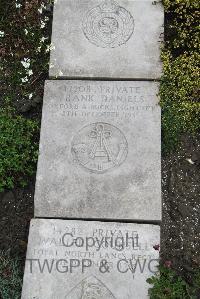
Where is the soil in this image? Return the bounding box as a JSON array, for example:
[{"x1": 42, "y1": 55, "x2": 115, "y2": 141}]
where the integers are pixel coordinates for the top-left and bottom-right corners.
[
  {"x1": 0, "y1": 131, "x2": 199, "y2": 280},
  {"x1": 161, "y1": 133, "x2": 200, "y2": 281},
  {"x1": 0, "y1": 179, "x2": 35, "y2": 259}
]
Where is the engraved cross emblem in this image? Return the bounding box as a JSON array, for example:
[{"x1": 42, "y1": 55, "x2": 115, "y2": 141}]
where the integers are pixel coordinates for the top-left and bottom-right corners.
[
  {"x1": 72, "y1": 122, "x2": 128, "y2": 173},
  {"x1": 89, "y1": 124, "x2": 113, "y2": 162}
]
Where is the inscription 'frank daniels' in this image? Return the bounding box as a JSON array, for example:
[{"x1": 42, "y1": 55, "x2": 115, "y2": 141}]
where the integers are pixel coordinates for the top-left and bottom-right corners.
[
  {"x1": 56, "y1": 84, "x2": 157, "y2": 120},
  {"x1": 72, "y1": 122, "x2": 128, "y2": 173},
  {"x1": 82, "y1": 0, "x2": 134, "y2": 48}
]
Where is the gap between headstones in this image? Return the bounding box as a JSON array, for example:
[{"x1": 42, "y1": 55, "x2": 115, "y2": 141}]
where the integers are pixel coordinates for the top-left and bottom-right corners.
[
  {"x1": 34, "y1": 216, "x2": 161, "y2": 226},
  {"x1": 48, "y1": 77, "x2": 160, "y2": 82}
]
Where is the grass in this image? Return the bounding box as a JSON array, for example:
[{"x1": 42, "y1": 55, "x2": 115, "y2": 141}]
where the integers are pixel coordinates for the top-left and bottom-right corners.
[
  {"x1": 0, "y1": 251, "x2": 23, "y2": 299},
  {"x1": 0, "y1": 106, "x2": 39, "y2": 192}
]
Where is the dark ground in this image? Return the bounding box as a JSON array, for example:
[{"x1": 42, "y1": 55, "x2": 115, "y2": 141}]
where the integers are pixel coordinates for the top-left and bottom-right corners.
[
  {"x1": 0, "y1": 132, "x2": 199, "y2": 280},
  {"x1": 161, "y1": 133, "x2": 200, "y2": 281}
]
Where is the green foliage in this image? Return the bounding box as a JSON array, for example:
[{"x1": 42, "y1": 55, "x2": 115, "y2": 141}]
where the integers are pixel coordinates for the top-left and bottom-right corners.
[
  {"x1": 0, "y1": 251, "x2": 22, "y2": 299},
  {"x1": 147, "y1": 266, "x2": 200, "y2": 299},
  {"x1": 160, "y1": 51, "x2": 200, "y2": 151},
  {"x1": 163, "y1": 0, "x2": 200, "y2": 55},
  {"x1": 161, "y1": 0, "x2": 200, "y2": 151},
  {"x1": 193, "y1": 271, "x2": 200, "y2": 295},
  {"x1": 0, "y1": 0, "x2": 53, "y2": 109},
  {"x1": 0, "y1": 1, "x2": 53, "y2": 190},
  {"x1": 0, "y1": 107, "x2": 39, "y2": 191}
]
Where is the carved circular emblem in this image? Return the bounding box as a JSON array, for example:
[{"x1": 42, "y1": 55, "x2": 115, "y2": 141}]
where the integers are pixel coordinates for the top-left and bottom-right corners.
[
  {"x1": 82, "y1": 0, "x2": 134, "y2": 48},
  {"x1": 72, "y1": 122, "x2": 128, "y2": 173},
  {"x1": 65, "y1": 276, "x2": 117, "y2": 299}
]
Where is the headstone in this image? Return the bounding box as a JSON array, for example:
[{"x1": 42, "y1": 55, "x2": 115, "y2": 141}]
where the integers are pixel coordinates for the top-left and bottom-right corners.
[
  {"x1": 21, "y1": 219, "x2": 160, "y2": 299},
  {"x1": 49, "y1": 0, "x2": 164, "y2": 79},
  {"x1": 34, "y1": 80, "x2": 161, "y2": 221}
]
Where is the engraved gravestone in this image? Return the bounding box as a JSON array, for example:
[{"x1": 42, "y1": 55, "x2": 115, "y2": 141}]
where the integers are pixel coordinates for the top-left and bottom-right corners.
[
  {"x1": 49, "y1": 0, "x2": 164, "y2": 79},
  {"x1": 21, "y1": 219, "x2": 160, "y2": 299},
  {"x1": 34, "y1": 80, "x2": 161, "y2": 221}
]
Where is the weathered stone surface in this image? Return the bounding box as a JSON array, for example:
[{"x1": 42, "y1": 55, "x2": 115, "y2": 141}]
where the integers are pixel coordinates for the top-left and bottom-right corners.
[
  {"x1": 34, "y1": 80, "x2": 161, "y2": 221},
  {"x1": 49, "y1": 0, "x2": 164, "y2": 79},
  {"x1": 21, "y1": 219, "x2": 160, "y2": 299}
]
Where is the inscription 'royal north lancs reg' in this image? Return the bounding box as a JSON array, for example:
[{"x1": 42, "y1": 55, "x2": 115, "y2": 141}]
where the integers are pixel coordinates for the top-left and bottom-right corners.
[
  {"x1": 82, "y1": 0, "x2": 134, "y2": 48},
  {"x1": 72, "y1": 122, "x2": 128, "y2": 173}
]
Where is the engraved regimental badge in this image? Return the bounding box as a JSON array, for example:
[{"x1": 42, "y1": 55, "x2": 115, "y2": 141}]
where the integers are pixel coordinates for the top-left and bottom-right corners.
[
  {"x1": 82, "y1": 0, "x2": 134, "y2": 48},
  {"x1": 72, "y1": 122, "x2": 128, "y2": 173},
  {"x1": 65, "y1": 276, "x2": 117, "y2": 299}
]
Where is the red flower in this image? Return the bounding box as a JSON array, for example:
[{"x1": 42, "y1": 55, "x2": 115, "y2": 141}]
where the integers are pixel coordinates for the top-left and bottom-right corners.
[{"x1": 164, "y1": 260, "x2": 172, "y2": 268}]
